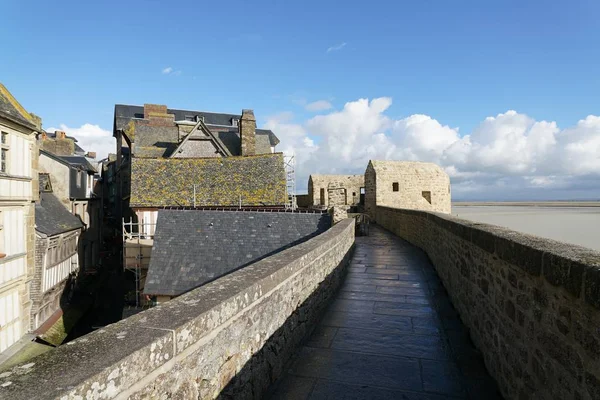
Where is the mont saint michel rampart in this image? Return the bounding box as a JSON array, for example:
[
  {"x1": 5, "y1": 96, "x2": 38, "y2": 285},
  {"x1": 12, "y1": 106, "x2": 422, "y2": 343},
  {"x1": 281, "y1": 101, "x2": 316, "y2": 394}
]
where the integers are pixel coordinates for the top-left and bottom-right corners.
[
  {"x1": 0, "y1": 81, "x2": 599, "y2": 400},
  {"x1": 1, "y1": 4, "x2": 600, "y2": 399}
]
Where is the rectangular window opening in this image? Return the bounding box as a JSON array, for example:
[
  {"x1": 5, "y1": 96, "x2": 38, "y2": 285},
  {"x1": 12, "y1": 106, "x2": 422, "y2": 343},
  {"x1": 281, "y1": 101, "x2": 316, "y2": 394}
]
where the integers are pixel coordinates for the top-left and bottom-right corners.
[
  {"x1": 422, "y1": 191, "x2": 432, "y2": 204},
  {"x1": 392, "y1": 182, "x2": 399, "y2": 192}
]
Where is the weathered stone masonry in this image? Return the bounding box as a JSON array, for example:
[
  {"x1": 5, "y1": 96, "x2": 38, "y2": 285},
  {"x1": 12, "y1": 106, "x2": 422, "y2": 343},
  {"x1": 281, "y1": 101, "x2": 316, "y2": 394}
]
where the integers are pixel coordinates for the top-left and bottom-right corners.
[
  {"x1": 1, "y1": 219, "x2": 355, "y2": 399},
  {"x1": 374, "y1": 206, "x2": 600, "y2": 400}
]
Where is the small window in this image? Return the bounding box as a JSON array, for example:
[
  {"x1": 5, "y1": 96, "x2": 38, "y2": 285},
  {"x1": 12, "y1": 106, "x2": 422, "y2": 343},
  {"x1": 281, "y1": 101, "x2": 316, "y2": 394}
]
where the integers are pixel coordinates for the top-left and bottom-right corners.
[
  {"x1": 422, "y1": 191, "x2": 432, "y2": 204},
  {"x1": 0, "y1": 149, "x2": 7, "y2": 173},
  {"x1": 195, "y1": 115, "x2": 204, "y2": 123},
  {"x1": 360, "y1": 187, "x2": 365, "y2": 195},
  {"x1": 76, "y1": 171, "x2": 81, "y2": 188},
  {"x1": 232, "y1": 119, "x2": 239, "y2": 127},
  {"x1": 352, "y1": 192, "x2": 356, "y2": 197},
  {"x1": 185, "y1": 115, "x2": 195, "y2": 122},
  {"x1": 392, "y1": 182, "x2": 399, "y2": 192},
  {"x1": 320, "y1": 188, "x2": 325, "y2": 205},
  {"x1": 0, "y1": 132, "x2": 8, "y2": 174}
]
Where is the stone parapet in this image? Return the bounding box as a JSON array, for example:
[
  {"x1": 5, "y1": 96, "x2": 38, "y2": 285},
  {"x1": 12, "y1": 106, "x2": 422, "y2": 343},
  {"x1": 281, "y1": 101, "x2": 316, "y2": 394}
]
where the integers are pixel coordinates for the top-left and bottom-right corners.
[
  {"x1": 1, "y1": 219, "x2": 355, "y2": 399},
  {"x1": 374, "y1": 206, "x2": 600, "y2": 400}
]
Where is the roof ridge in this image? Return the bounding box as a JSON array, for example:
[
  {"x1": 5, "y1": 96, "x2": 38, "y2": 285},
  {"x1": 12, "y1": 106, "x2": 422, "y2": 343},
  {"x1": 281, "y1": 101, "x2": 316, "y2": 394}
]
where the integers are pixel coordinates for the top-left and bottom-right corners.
[{"x1": 0, "y1": 83, "x2": 34, "y2": 123}]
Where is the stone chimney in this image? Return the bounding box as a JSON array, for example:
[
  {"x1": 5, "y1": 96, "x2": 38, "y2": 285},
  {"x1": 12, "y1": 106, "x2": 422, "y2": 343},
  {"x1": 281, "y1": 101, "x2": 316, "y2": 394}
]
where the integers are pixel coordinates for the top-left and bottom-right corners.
[
  {"x1": 144, "y1": 104, "x2": 174, "y2": 126},
  {"x1": 86, "y1": 151, "x2": 97, "y2": 159},
  {"x1": 239, "y1": 109, "x2": 256, "y2": 156},
  {"x1": 56, "y1": 130, "x2": 67, "y2": 139}
]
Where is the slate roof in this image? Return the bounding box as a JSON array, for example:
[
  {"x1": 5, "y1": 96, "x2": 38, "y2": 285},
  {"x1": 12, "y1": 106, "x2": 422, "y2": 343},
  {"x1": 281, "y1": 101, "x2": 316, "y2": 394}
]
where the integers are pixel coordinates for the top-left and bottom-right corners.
[
  {"x1": 113, "y1": 104, "x2": 280, "y2": 156},
  {"x1": 35, "y1": 192, "x2": 83, "y2": 236},
  {"x1": 0, "y1": 84, "x2": 37, "y2": 129},
  {"x1": 58, "y1": 155, "x2": 98, "y2": 173},
  {"x1": 129, "y1": 153, "x2": 287, "y2": 207},
  {"x1": 144, "y1": 210, "x2": 331, "y2": 296}
]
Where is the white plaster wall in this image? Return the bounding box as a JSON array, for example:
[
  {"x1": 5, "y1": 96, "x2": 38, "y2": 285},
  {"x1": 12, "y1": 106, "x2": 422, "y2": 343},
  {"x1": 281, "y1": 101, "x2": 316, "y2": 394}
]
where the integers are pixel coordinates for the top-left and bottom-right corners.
[{"x1": 39, "y1": 153, "x2": 70, "y2": 206}]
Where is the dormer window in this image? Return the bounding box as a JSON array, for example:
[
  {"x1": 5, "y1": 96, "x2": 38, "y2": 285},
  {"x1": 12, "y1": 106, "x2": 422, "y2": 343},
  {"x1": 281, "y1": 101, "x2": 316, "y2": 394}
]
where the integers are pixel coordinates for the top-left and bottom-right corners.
[
  {"x1": 195, "y1": 115, "x2": 204, "y2": 123},
  {"x1": 232, "y1": 119, "x2": 239, "y2": 127},
  {"x1": 185, "y1": 115, "x2": 195, "y2": 122}
]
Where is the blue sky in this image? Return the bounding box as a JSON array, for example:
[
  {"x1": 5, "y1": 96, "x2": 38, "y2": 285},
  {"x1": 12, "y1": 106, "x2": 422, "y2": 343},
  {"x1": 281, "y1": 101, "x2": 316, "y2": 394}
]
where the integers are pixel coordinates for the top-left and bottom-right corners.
[{"x1": 2, "y1": 0, "x2": 599, "y2": 199}]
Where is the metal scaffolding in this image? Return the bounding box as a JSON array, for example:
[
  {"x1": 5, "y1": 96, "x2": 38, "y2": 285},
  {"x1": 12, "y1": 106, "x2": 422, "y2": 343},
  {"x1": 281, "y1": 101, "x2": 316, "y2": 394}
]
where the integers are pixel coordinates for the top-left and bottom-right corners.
[
  {"x1": 122, "y1": 217, "x2": 156, "y2": 307},
  {"x1": 284, "y1": 154, "x2": 296, "y2": 210}
]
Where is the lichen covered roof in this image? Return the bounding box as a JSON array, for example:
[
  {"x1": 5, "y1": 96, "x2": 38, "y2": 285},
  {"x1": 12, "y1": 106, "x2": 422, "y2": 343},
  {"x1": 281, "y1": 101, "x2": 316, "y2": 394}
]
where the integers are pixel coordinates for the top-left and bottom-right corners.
[
  {"x1": 0, "y1": 84, "x2": 37, "y2": 129},
  {"x1": 130, "y1": 153, "x2": 287, "y2": 207}
]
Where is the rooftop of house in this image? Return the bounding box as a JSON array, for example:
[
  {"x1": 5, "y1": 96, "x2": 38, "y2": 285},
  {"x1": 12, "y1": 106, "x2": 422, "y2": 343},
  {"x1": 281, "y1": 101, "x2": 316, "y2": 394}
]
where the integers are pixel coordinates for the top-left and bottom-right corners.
[
  {"x1": 40, "y1": 150, "x2": 98, "y2": 173},
  {"x1": 35, "y1": 177, "x2": 83, "y2": 236},
  {"x1": 129, "y1": 153, "x2": 287, "y2": 208},
  {"x1": 0, "y1": 83, "x2": 39, "y2": 130},
  {"x1": 113, "y1": 104, "x2": 279, "y2": 157},
  {"x1": 144, "y1": 210, "x2": 331, "y2": 297}
]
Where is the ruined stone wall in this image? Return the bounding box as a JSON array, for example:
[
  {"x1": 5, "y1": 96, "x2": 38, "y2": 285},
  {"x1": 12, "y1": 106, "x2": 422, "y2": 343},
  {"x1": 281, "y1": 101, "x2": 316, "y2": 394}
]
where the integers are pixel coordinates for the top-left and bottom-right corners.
[
  {"x1": 308, "y1": 174, "x2": 364, "y2": 207},
  {"x1": 2, "y1": 219, "x2": 355, "y2": 400},
  {"x1": 365, "y1": 161, "x2": 451, "y2": 215},
  {"x1": 374, "y1": 206, "x2": 600, "y2": 400}
]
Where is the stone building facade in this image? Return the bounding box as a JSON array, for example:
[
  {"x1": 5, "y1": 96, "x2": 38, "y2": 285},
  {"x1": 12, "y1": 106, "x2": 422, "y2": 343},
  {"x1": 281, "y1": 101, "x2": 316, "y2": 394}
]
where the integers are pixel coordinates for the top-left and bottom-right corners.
[
  {"x1": 0, "y1": 84, "x2": 40, "y2": 354},
  {"x1": 38, "y1": 150, "x2": 101, "y2": 273},
  {"x1": 307, "y1": 174, "x2": 365, "y2": 207},
  {"x1": 365, "y1": 160, "x2": 451, "y2": 215},
  {"x1": 31, "y1": 176, "x2": 83, "y2": 331},
  {"x1": 113, "y1": 104, "x2": 285, "y2": 305}
]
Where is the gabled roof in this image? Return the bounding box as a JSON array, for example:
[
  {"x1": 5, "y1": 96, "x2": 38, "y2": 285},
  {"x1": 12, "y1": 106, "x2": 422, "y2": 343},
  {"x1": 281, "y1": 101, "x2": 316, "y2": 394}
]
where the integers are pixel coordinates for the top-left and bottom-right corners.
[
  {"x1": 144, "y1": 210, "x2": 331, "y2": 296},
  {"x1": 40, "y1": 150, "x2": 98, "y2": 173},
  {"x1": 0, "y1": 84, "x2": 37, "y2": 130},
  {"x1": 59, "y1": 155, "x2": 98, "y2": 173},
  {"x1": 35, "y1": 192, "x2": 83, "y2": 236},
  {"x1": 169, "y1": 118, "x2": 232, "y2": 158},
  {"x1": 113, "y1": 104, "x2": 280, "y2": 156}
]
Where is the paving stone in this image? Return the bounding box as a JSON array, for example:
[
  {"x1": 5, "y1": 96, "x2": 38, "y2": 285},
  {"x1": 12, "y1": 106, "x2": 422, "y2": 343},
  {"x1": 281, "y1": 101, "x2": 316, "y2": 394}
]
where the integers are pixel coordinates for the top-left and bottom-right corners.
[
  {"x1": 340, "y1": 283, "x2": 378, "y2": 293},
  {"x1": 420, "y1": 360, "x2": 465, "y2": 396},
  {"x1": 288, "y1": 347, "x2": 423, "y2": 392},
  {"x1": 331, "y1": 328, "x2": 453, "y2": 360},
  {"x1": 337, "y1": 291, "x2": 406, "y2": 303},
  {"x1": 306, "y1": 326, "x2": 338, "y2": 349},
  {"x1": 310, "y1": 380, "x2": 451, "y2": 400},
  {"x1": 269, "y1": 374, "x2": 316, "y2": 400},
  {"x1": 374, "y1": 302, "x2": 437, "y2": 318},
  {"x1": 376, "y1": 286, "x2": 430, "y2": 296},
  {"x1": 327, "y1": 299, "x2": 375, "y2": 313},
  {"x1": 348, "y1": 278, "x2": 425, "y2": 287},
  {"x1": 319, "y1": 310, "x2": 413, "y2": 332}
]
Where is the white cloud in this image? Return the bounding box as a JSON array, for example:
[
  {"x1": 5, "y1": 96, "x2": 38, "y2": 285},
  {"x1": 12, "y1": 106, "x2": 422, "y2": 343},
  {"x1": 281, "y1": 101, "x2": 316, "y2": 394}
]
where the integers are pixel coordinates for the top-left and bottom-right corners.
[
  {"x1": 47, "y1": 123, "x2": 114, "y2": 161},
  {"x1": 326, "y1": 42, "x2": 346, "y2": 53},
  {"x1": 305, "y1": 100, "x2": 333, "y2": 112},
  {"x1": 266, "y1": 97, "x2": 600, "y2": 200},
  {"x1": 162, "y1": 67, "x2": 181, "y2": 75}
]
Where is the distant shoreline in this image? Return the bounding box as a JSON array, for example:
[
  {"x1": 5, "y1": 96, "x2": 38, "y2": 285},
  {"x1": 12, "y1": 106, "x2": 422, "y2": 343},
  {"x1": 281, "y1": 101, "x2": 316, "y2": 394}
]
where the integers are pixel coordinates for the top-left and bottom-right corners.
[{"x1": 453, "y1": 201, "x2": 600, "y2": 207}]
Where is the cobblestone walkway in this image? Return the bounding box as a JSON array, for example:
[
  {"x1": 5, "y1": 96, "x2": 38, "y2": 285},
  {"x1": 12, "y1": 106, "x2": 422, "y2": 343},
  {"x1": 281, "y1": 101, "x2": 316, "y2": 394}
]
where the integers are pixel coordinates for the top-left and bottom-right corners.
[{"x1": 269, "y1": 225, "x2": 503, "y2": 399}]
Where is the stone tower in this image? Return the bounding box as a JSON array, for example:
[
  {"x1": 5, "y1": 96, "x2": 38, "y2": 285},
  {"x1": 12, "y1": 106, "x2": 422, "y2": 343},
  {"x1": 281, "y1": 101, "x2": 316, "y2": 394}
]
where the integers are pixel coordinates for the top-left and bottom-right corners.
[{"x1": 239, "y1": 109, "x2": 256, "y2": 156}]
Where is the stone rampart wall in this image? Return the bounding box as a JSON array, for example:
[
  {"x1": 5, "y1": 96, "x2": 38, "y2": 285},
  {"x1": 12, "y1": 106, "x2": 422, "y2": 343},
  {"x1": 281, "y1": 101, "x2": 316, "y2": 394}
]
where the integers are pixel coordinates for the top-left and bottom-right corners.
[
  {"x1": 1, "y1": 219, "x2": 355, "y2": 400},
  {"x1": 374, "y1": 206, "x2": 600, "y2": 400}
]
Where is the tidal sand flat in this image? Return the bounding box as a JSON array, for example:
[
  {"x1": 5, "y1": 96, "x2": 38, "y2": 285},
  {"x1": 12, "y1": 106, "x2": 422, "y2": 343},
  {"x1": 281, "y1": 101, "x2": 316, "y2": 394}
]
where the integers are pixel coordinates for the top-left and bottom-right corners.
[{"x1": 452, "y1": 205, "x2": 600, "y2": 252}]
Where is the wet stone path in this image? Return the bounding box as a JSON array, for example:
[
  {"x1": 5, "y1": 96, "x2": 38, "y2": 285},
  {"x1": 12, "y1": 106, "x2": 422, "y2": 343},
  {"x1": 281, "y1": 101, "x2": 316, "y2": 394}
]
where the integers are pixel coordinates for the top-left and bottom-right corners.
[{"x1": 269, "y1": 225, "x2": 503, "y2": 400}]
